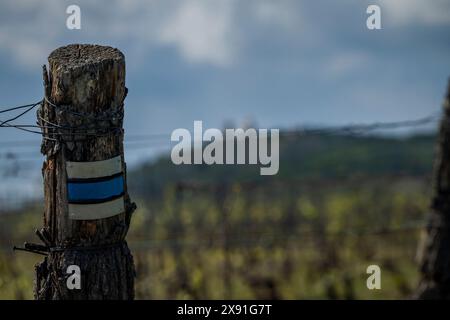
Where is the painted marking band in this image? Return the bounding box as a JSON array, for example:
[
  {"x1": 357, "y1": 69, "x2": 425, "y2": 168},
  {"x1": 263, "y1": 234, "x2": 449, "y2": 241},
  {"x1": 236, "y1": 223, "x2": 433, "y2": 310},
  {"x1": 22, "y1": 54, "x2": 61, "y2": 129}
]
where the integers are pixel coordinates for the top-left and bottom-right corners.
[
  {"x1": 66, "y1": 156, "x2": 122, "y2": 179},
  {"x1": 66, "y1": 155, "x2": 125, "y2": 220},
  {"x1": 67, "y1": 174, "x2": 124, "y2": 204},
  {"x1": 68, "y1": 196, "x2": 125, "y2": 220}
]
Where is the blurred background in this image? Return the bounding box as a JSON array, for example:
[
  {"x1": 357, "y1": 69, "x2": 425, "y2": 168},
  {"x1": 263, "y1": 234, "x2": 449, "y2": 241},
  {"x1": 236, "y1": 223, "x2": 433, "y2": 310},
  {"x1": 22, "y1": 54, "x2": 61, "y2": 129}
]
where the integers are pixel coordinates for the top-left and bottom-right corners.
[{"x1": 1, "y1": 0, "x2": 450, "y2": 299}]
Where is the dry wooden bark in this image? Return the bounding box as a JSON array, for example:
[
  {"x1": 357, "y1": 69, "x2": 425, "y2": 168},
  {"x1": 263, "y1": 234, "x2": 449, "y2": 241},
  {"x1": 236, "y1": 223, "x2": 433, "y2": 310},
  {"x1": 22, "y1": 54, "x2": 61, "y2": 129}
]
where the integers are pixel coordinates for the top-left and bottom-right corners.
[
  {"x1": 34, "y1": 44, "x2": 135, "y2": 300},
  {"x1": 415, "y1": 81, "x2": 450, "y2": 299}
]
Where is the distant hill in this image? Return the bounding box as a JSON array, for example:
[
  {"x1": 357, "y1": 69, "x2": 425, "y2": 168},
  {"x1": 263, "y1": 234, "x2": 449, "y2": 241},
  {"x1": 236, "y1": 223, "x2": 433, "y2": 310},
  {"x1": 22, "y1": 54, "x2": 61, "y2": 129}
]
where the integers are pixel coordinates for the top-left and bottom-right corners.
[{"x1": 128, "y1": 133, "x2": 436, "y2": 199}]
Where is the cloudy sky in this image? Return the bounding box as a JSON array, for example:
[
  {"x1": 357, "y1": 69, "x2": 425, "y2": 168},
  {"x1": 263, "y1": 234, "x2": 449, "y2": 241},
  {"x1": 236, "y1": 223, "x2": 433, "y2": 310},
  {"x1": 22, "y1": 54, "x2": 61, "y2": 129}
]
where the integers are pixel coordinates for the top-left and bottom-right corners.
[{"x1": 0, "y1": 0, "x2": 449, "y2": 172}]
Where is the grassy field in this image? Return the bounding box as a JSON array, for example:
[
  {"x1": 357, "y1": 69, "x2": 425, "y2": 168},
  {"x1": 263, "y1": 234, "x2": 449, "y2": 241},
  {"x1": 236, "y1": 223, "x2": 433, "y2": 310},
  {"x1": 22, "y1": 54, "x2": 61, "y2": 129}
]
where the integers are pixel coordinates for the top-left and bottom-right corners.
[
  {"x1": 0, "y1": 134, "x2": 435, "y2": 299},
  {"x1": 0, "y1": 175, "x2": 430, "y2": 299}
]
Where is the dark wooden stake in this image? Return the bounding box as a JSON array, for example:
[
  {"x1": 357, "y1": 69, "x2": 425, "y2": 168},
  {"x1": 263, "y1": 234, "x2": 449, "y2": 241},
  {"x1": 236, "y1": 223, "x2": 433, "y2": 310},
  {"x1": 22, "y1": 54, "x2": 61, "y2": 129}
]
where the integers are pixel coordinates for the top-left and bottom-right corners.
[
  {"x1": 34, "y1": 44, "x2": 136, "y2": 300},
  {"x1": 416, "y1": 80, "x2": 450, "y2": 299}
]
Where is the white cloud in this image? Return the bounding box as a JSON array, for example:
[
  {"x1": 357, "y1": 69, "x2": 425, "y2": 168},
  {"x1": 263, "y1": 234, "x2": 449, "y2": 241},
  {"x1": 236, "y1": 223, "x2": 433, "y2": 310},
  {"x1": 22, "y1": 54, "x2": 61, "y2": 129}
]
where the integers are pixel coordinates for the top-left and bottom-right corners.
[
  {"x1": 0, "y1": 0, "x2": 239, "y2": 69},
  {"x1": 380, "y1": 0, "x2": 450, "y2": 26},
  {"x1": 159, "y1": 0, "x2": 236, "y2": 66},
  {"x1": 1, "y1": 0, "x2": 449, "y2": 71},
  {"x1": 253, "y1": 0, "x2": 302, "y2": 31},
  {"x1": 0, "y1": 0, "x2": 66, "y2": 68}
]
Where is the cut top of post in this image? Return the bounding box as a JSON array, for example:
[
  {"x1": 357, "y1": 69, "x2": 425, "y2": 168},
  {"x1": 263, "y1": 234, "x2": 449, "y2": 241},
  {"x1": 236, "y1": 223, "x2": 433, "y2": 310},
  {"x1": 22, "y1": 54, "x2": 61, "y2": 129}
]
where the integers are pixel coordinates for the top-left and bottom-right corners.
[
  {"x1": 48, "y1": 44, "x2": 125, "y2": 71},
  {"x1": 46, "y1": 44, "x2": 126, "y2": 116}
]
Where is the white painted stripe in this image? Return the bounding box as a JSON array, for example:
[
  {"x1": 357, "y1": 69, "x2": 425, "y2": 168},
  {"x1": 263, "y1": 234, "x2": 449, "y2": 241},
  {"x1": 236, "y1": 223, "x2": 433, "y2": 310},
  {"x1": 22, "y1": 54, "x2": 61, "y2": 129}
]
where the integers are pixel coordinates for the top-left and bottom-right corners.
[
  {"x1": 68, "y1": 196, "x2": 125, "y2": 220},
  {"x1": 66, "y1": 156, "x2": 122, "y2": 179}
]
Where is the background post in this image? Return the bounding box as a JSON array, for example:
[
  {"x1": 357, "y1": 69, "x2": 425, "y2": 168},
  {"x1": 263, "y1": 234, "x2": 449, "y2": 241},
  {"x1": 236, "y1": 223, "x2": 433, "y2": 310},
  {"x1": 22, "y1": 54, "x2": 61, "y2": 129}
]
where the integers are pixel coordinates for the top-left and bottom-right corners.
[
  {"x1": 416, "y1": 81, "x2": 450, "y2": 299},
  {"x1": 34, "y1": 44, "x2": 136, "y2": 300}
]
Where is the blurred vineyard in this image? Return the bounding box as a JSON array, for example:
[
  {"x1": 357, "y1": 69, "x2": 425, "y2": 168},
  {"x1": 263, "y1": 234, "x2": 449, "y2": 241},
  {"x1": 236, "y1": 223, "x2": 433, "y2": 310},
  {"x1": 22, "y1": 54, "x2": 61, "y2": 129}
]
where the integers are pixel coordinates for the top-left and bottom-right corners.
[{"x1": 0, "y1": 133, "x2": 436, "y2": 299}]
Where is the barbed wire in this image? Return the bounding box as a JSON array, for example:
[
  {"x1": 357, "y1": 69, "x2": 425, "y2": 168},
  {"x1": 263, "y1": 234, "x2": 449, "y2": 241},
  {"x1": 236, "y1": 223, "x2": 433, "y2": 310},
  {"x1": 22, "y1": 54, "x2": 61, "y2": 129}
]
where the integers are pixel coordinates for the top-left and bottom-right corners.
[
  {"x1": 0, "y1": 97, "x2": 432, "y2": 249},
  {"x1": 0, "y1": 101, "x2": 437, "y2": 258},
  {"x1": 0, "y1": 98, "x2": 441, "y2": 146},
  {"x1": 0, "y1": 98, "x2": 125, "y2": 143},
  {"x1": 0, "y1": 219, "x2": 426, "y2": 253},
  {"x1": 281, "y1": 113, "x2": 440, "y2": 137},
  {"x1": 43, "y1": 96, "x2": 125, "y2": 121},
  {"x1": 0, "y1": 98, "x2": 441, "y2": 181},
  {"x1": 0, "y1": 101, "x2": 42, "y2": 115}
]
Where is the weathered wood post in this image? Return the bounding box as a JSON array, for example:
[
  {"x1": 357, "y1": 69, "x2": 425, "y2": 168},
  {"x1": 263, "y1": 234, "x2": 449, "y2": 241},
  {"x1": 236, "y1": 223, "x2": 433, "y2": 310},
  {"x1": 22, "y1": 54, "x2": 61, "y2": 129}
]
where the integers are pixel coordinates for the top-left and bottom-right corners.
[
  {"x1": 416, "y1": 80, "x2": 450, "y2": 299},
  {"x1": 34, "y1": 44, "x2": 136, "y2": 299}
]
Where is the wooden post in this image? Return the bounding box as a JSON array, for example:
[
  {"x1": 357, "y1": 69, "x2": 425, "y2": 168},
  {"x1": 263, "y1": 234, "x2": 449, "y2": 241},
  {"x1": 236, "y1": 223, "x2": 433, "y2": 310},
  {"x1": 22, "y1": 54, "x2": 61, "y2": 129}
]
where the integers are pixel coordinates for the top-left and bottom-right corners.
[
  {"x1": 34, "y1": 44, "x2": 136, "y2": 299},
  {"x1": 416, "y1": 80, "x2": 450, "y2": 299}
]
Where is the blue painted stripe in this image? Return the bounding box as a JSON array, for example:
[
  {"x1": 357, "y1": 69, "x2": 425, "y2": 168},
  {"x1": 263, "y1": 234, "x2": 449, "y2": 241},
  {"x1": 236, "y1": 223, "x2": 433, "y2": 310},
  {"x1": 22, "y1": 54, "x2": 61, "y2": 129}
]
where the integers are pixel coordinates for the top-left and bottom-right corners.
[{"x1": 67, "y1": 175, "x2": 124, "y2": 203}]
